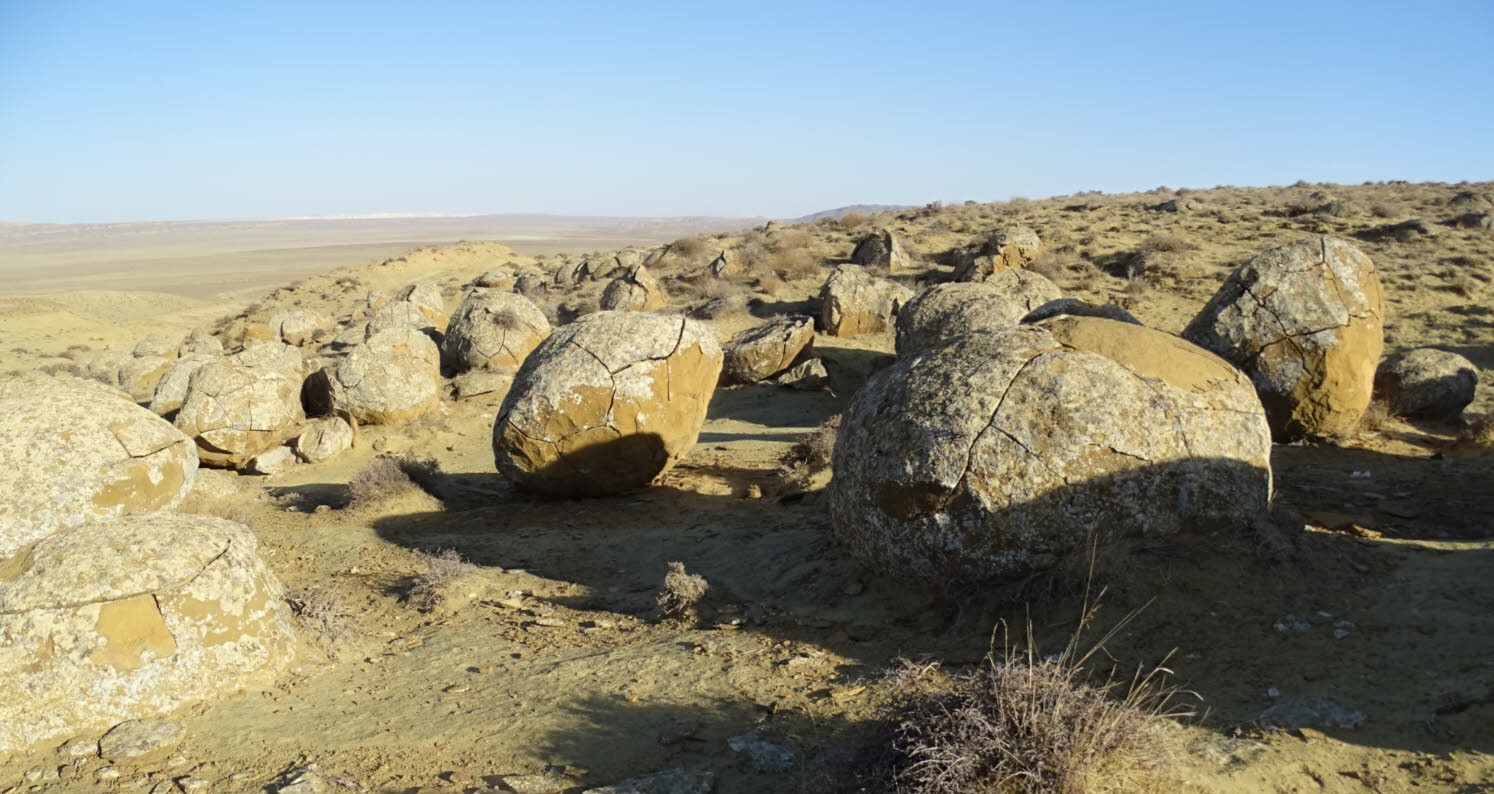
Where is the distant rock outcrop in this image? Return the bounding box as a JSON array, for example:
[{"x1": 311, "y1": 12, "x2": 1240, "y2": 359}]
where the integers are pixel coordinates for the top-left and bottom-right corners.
[
  {"x1": 850, "y1": 229, "x2": 911, "y2": 272},
  {"x1": 818, "y1": 266, "x2": 913, "y2": 337},
  {"x1": 953, "y1": 226, "x2": 1043, "y2": 281}
]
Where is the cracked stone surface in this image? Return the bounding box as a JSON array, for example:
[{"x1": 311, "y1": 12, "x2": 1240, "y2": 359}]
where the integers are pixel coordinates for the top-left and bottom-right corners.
[
  {"x1": 953, "y1": 225, "x2": 1043, "y2": 282},
  {"x1": 268, "y1": 309, "x2": 329, "y2": 347},
  {"x1": 148, "y1": 354, "x2": 220, "y2": 417},
  {"x1": 0, "y1": 514, "x2": 295, "y2": 754},
  {"x1": 896, "y1": 271, "x2": 1061, "y2": 357},
  {"x1": 850, "y1": 229, "x2": 911, "y2": 272},
  {"x1": 0, "y1": 374, "x2": 199, "y2": 558},
  {"x1": 174, "y1": 360, "x2": 305, "y2": 469},
  {"x1": 293, "y1": 416, "x2": 355, "y2": 463},
  {"x1": 600, "y1": 265, "x2": 668, "y2": 312},
  {"x1": 818, "y1": 265, "x2": 913, "y2": 338},
  {"x1": 332, "y1": 327, "x2": 441, "y2": 425},
  {"x1": 829, "y1": 317, "x2": 1272, "y2": 584},
  {"x1": 1021, "y1": 297, "x2": 1142, "y2": 326},
  {"x1": 119, "y1": 355, "x2": 173, "y2": 403},
  {"x1": 494, "y1": 311, "x2": 723, "y2": 497},
  {"x1": 1374, "y1": 347, "x2": 1478, "y2": 420},
  {"x1": 1183, "y1": 236, "x2": 1384, "y2": 439},
  {"x1": 441, "y1": 289, "x2": 551, "y2": 374},
  {"x1": 722, "y1": 315, "x2": 815, "y2": 383}
]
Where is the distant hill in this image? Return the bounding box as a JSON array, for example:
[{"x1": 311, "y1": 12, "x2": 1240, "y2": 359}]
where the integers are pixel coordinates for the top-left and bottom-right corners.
[{"x1": 791, "y1": 204, "x2": 914, "y2": 223}]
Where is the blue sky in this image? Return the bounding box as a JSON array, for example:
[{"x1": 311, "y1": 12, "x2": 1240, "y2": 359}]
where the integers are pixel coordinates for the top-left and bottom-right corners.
[{"x1": 1, "y1": 1, "x2": 1491, "y2": 222}]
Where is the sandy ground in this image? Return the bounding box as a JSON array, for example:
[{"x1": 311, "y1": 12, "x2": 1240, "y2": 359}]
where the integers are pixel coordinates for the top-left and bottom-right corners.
[{"x1": 1, "y1": 182, "x2": 1492, "y2": 793}]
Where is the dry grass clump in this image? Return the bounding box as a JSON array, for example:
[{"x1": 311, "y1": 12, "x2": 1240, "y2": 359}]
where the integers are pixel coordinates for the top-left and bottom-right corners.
[
  {"x1": 286, "y1": 588, "x2": 353, "y2": 656},
  {"x1": 669, "y1": 235, "x2": 710, "y2": 262},
  {"x1": 657, "y1": 561, "x2": 709, "y2": 623},
  {"x1": 346, "y1": 454, "x2": 442, "y2": 508},
  {"x1": 409, "y1": 548, "x2": 479, "y2": 611},
  {"x1": 838, "y1": 210, "x2": 871, "y2": 231},
  {"x1": 775, "y1": 414, "x2": 842, "y2": 498}
]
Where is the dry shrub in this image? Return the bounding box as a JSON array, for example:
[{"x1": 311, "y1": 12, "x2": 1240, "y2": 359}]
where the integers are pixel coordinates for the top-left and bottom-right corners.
[
  {"x1": 770, "y1": 247, "x2": 822, "y2": 281},
  {"x1": 670, "y1": 236, "x2": 710, "y2": 262},
  {"x1": 409, "y1": 548, "x2": 478, "y2": 611},
  {"x1": 1136, "y1": 234, "x2": 1195, "y2": 256},
  {"x1": 838, "y1": 210, "x2": 870, "y2": 231},
  {"x1": 1028, "y1": 252, "x2": 1070, "y2": 282},
  {"x1": 346, "y1": 454, "x2": 442, "y2": 508},
  {"x1": 657, "y1": 561, "x2": 709, "y2": 622},
  {"x1": 776, "y1": 415, "x2": 842, "y2": 497},
  {"x1": 286, "y1": 588, "x2": 353, "y2": 655},
  {"x1": 1456, "y1": 413, "x2": 1494, "y2": 448}
]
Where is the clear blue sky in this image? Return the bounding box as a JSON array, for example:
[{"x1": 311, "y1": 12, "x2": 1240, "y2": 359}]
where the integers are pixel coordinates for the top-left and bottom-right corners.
[{"x1": 2, "y1": 1, "x2": 1491, "y2": 222}]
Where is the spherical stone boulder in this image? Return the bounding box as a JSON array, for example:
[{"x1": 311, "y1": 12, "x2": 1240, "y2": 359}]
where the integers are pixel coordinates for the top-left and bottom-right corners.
[
  {"x1": 173, "y1": 362, "x2": 305, "y2": 469},
  {"x1": 1183, "y1": 236, "x2": 1385, "y2": 440},
  {"x1": 0, "y1": 375, "x2": 200, "y2": 558},
  {"x1": 268, "y1": 309, "x2": 329, "y2": 347},
  {"x1": 119, "y1": 355, "x2": 173, "y2": 403},
  {"x1": 473, "y1": 270, "x2": 516, "y2": 289},
  {"x1": 895, "y1": 271, "x2": 1061, "y2": 357},
  {"x1": 954, "y1": 226, "x2": 1043, "y2": 282},
  {"x1": 0, "y1": 514, "x2": 296, "y2": 754},
  {"x1": 829, "y1": 317, "x2": 1272, "y2": 584},
  {"x1": 366, "y1": 299, "x2": 441, "y2": 338},
  {"x1": 851, "y1": 229, "x2": 911, "y2": 272},
  {"x1": 1374, "y1": 348, "x2": 1478, "y2": 420},
  {"x1": 229, "y1": 342, "x2": 305, "y2": 382},
  {"x1": 494, "y1": 311, "x2": 723, "y2": 497},
  {"x1": 441, "y1": 291, "x2": 552, "y2": 374},
  {"x1": 148, "y1": 354, "x2": 219, "y2": 417},
  {"x1": 178, "y1": 331, "x2": 224, "y2": 358},
  {"x1": 293, "y1": 416, "x2": 356, "y2": 463},
  {"x1": 1021, "y1": 297, "x2": 1142, "y2": 327},
  {"x1": 819, "y1": 265, "x2": 914, "y2": 337},
  {"x1": 600, "y1": 265, "x2": 668, "y2": 312},
  {"x1": 393, "y1": 282, "x2": 449, "y2": 331},
  {"x1": 331, "y1": 327, "x2": 441, "y2": 425},
  {"x1": 723, "y1": 316, "x2": 815, "y2": 383},
  {"x1": 552, "y1": 259, "x2": 584, "y2": 287},
  {"x1": 133, "y1": 334, "x2": 182, "y2": 360}
]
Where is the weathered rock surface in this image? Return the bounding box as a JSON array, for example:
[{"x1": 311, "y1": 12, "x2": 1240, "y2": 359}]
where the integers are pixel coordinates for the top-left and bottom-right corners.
[
  {"x1": 451, "y1": 368, "x2": 517, "y2": 401},
  {"x1": 723, "y1": 316, "x2": 815, "y2": 383},
  {"x1": 178, "y1": 332, "x2": 224, "y2": 358},
  {"x1": 269, "y1": 309, "x2": 330, "y2": 347},
  {"x1": 1021, "y1": 297, "x2": 1143, "y2": 326},
  {"x1": 0, "y1": 514, "x2": 295, "y2": 754},
  {"x1": 953, "y1": 226, "x2": 1043, "y2": 281},
  {"x1": 149, "y1": 354, "x2": 220, "y2": 417},
  {"x1": 473, "y1": 269, "x2": 515, "y2": 289},
  {"x1": 174, "y1": 361, "x2": 305, "y2": 469},
  {"x1": 1183, "y1": 236, "x2": 1385, "y2": 439},
  {"x1": 553, "y1": 259, "x2": 584, "y2": 287},
  {"x1": 495, "y1": 312, "x2": 722, "y2": 497},
  {"x1": 895, "y1": 271, "x2": 1061, "y2": 356},
  {"x1": 850, "y1": 229, "x2": 911, "y2": 271},
  {"x1": 818, "y1": 266, "x2": 913, "y2": 337},
  {"x1": 0, "y1": 375, "x2": 199, "y2": 557},
  {"x1": 247, "y1": 445, "x2": 297, "y2": 475},
  {"x1": 332, "y1": 327, "x2": 441, "y2": 425},
  {"x1": 1374, "y1": 348, "x2": 1478, "y2": 420},
  {"x1": 394, "y1": 282, "x2": 448, "y2": 330},
  {"x1": 600, "y1": 265, "x2": 668, "y2": 312},
  {"x1": 119, "y1": 355, "x2": 173, "y2": 403},
  {"x1": 133, "y1": 334, "x2": 182, "y2": 360},
  {"x1": 293, "y1": 417, "x2": 356, "y2": 463},
  {"x1": 772, "y1": 357, "x2": 829, "y2": 391},
  {"x1": 829, "y1": 317, "x2": 1272, "y2": 583},
  {"x1": 441, "y1": 291, "x2": 552, "y2": 374},
  {"x1": 228, "y1": 342, "x2": 305, "y2": 381}
]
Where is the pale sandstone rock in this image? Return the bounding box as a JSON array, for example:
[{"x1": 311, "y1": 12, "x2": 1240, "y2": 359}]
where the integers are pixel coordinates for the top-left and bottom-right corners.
[
  {"x1": 1374, "y1": 348, "x2": 1477, "y2": 420},
  {"x1": 174, "y1": 362, "x2": 305, "y2": 469},
  {"x1": 177, "y1": 332, "x2": 224, "y2": 358},
  {"x1": 119, "y1": 355, "x2": 173, "y2": 403},
  {"x1": 494, "y1": 311, "x2": 722, "y2": 496},
  {"x1": 268, "y1": 309, "x2": 329, "y2": 347},
  {"x1": 332, "y1": 327, "x2": 441, "y2": 425},
  {"x1": 600, "y1": 265, "x2": 668, "y2": 312},
  {"x1": 293, "y1": 417, "x2": 356, "y2": 463},
  {"x1": 1021, "y1": 297, "x2": 1142, "y2": 326},
  {"x1": 953, "y1": 226, "x2": 1043, "y2": 281},
  {"x1": 149, "y1": 354, "x2": 220, "y2": 417},
  {"x1": 132, "y1": 334, "x2": 182, "y2": 361},
  {"x1": 441, "y1": 290, "x2": 551, "y2": 374},
  {"x1": 723, "y1": 316, "x2": 815, "y2": 383},
  {"x1": 895, "y1": 271, "x2": 1061, "y2": 356},
  {"x1": 818, "y1": 266, "x2": 913, "y2": 337}
]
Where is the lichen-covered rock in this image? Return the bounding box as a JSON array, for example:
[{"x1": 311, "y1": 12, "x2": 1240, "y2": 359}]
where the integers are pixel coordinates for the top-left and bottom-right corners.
[
  {"x1": 441, "y1": 291, "x2": 552, "y2": 374},
  {"x1": 515, "y1": 272, "x2": 547, "y2": 296},
  {"x1": 451, "y1": 368, "x2": 517, "y2": 401},
  {"x1": 494, "y1": 312, "x2": 723, "y2": 497},
  {"x1": 829, "y1": 317, "x2": 1271, "y2": 584},
  {"x1": 0, "y1": 514, "x2": 295, "y2": 753},
  {"x1": 895, "y1": 271, "x2": 1061, "y2": 356},
  {"x1": 76, "y1": 347, "x2": 134, "y2": 389},
  {"x1": 332, "y1": 327, "x2": 441, "y2": 425},
  {"x1": 1374, "y1": 348, "x2": 1478, "y2": 420},
  {"x1": 178, "y1": 331, "x2": 224, "y2": 358},
  {"x1": 553, "y1": 259, "x2": 584, "y2": 287},
  {"x1": 268, "y1": 309, "x2": 329, "y2": 347},
  {"x1": 772, "y1": 357, "x2": 829, "y2": 391},
  {"x1": 133, "y1": 334, "x2": 182, "y2": 360},
  {"x1": 174, "y1": 362, "x2": 305, "y2": 469},
  {"x1": 851, "y1": 229, "x2": 911, "y2": 271},
  {"x1": 818, "y1": 266, "x2": 913, "y2": 337},
  {"x1": 366, "y1": 299, "x2": 441, "y2": 337},
  {"x1": 228, "y1": 342, "x2": 305, "y2": 382},
  {"x1": 953, "y1": 226, "x2": 1043, "y2": 282},
  {"x1": 1021, "y1": 298, "x2": 1142, "y2": 326},
  {"x1": 0, "y1": 375, "x2": 200, "y2": 558},
  {"x1": 473, "y1": 270, "x2": 515, "y2": 289},
  {"x1": 148, "y1": 354, "x2": 219, "y2": 416},
  {"x1": 1183, "y1": 236, "x2": 1385, "y2": 439},
  {"x1": 293, "y1": 416, "x2": 355, "y2": 463},
  {"x1": 723, "y1": 316, "x2": 815, "y2": 383},
  {"x1": 246, "y1": 445, "x2": 296, "y2": 475},
  {"x1": 119, "y1": 355, "x2": 173, "y2": 403},
  {"x1": 600, "y1": 265, "x2": 668, "y2": 312},
  {"x1": 394, "y1": 282, "x2": 449, "y2": 331}
]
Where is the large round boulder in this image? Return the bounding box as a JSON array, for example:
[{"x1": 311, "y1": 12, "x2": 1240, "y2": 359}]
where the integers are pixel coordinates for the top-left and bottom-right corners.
[
  {"x1": 148, "y1": 353, "x2": 220, "y2": 417},
  {"x1": 441, "y1": 290, "x2": 552, "y2": 374},
  {"x1": 0, "y1": 375, "x2": 200, "y2": 558},
  {"x1": 723, "y1": 316, "x2": 816, "y2": 383},
  {"x1": 1374, "y1": 348, "x2": 1478, "y2": 420},
  {"x1": 829, "y1": 318, "x2": 1272, "y2": 584},
  {"x1": 600, "y1": 265, "x2": 668, "y2": 312},
  {"x1": 332, "y1": 327, "x2": 441, "y2": 425},
  {"x1": 0, "y1": 514, "x2": 295, "y2": 753},
  {"x1": 268, "y1": 309, "x2": 330, "y2": 347},
  {"x1": 851, "y1": 229, "x2": 911, "y2": 272},
  {"x1": 174, "y1": 362, "x2": 306, "y2": 469},
  {"x1": 1183, "y1": 236, "x2": 1385, "y2": 440},
  {"x1": 896, "y1": 271, "x2": 1061, "y2": 356},
  {"x1": 819, "y1": 265, "x2": 914, "y2": 337},
  {"x1": 494, "y1": 311, "x2": 723, "y2": 496},
  {"x1": 953, "y1": 226, "x2": 1043, "y2": 282}
]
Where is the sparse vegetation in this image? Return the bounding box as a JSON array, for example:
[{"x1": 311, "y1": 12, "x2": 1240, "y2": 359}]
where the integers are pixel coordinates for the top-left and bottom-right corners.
[
  {"x1": 657, "y1": 561, "x2": 709, "y2": 623},
  {"x1": 286, "y1": 588, "x2": 353, "y2": 655},
  {"x1": 408, "y1": 548, "x2": 479, "y2": 611},
  {"x1": 346, "y1": 453, "x2": 443, "y2": 508}
]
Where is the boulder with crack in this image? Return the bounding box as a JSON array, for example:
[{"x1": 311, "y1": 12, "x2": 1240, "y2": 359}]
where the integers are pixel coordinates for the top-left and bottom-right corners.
[
  {"x1": 174, "y1": 360, "x2": 305, "y2": 469},
  {"x1": 722, "y1": 315, "x2": 815, "y2": 383},
  {"x1": 600, "y1": 265, "x2": 669, "y2": 312},
  {"x1": 818, "y1": 265, "x2": 913, "y2": 337},
  {"x1": 953, "y1": 226, "x2": 1043, "y2": 281},
  {"x1": 441, "y1": 290, "x2": 552, "y2": 374},
  {"x1": 332, "y1": 327, "x2": 442, "y2": 425},
  {"x1": 896, "y1": 271, "x2": 1061, "y2": 356}
]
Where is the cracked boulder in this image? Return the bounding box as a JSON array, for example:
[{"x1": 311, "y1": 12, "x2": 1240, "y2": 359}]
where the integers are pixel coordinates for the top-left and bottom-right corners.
[
  {"x1": 441, "y1": 290, "x2": 552, "y2": 374},
  {"x1": 851, "y1": 229, "x2": 911, "y2": 271},
  {"x1": 366, "y1": 282, "x2": 449, "y2": 337},
  {"x1": 174, "y1": 361, "x2": 306, "y2": 469},
  {"x1": 953, "y1": 226, "x2": 1043, "y2": 282},
  {"x1": 268, "y1": 309, "x2": 330, "y2": 347},
  {"x1": 148, "y1": 353, "x2": 220, "y2": 417},
  {"x1": 494, "y1": 311, "x2": 723, "y2": 497},
  {"x1": 819, "y1": 266, "x2": 913, "y2": 337},
  {"x1": 896, "y1": 271, "x2": 1061, "y2": 356},
  {"x1": 0, "y1": 375, "x2": 200, "y2": 558},
  {"x1": 829, "y1": 317, "x2": 1272, "y2": 584},
  {"x1": 332, "y1": 327, "x2": 442, "y2": 425},
  {"x1": 600, "y1": 265, "x2": 669, "y2": 312},
  {"x1": 293, "y1": 416, "x2": 355, "y2": 463},
  {"x1": 1374, "y1": 347, "x2": 1477, "y2": 420},
  {"x1": 0, "y1": 514, "x2": 295, "y2": 753},
  {"x1": 723, "y1": 316, "x2": 815, "y2": 383},
  {"x1": 1183, "y1": 236, "x2": 1385, "y2": 440},
  {"x1": 119, "y1": 355, "x2": 174, "y2": 403}
]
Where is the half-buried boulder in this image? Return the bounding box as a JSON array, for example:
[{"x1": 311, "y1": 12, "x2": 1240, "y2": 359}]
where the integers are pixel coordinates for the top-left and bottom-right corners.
[
  {"x1": 819, "y1": 266, "x2": 913, "y2": 337},
  {"x1": 0, "y1": 514, "x2": 295, "y2": 754},
  {"x1": 174, "y1": 361, "x2": 305, "y2": 469},
  {"x1": 895, "y1": 271, "x2": 1061, "y2": 356},
  {"x1": 494, "y1": 311, "x2": 723, "y2": 496},
  {"x1": 723, "y1": 316, "x2": 815, "y2": 383},
  {"x1": 441, "y1": 290, "x2": 552, "y2": 374},
  {"x1": 0, "y1": 375, "x2": 200, "y2": 558},
  {"x1": 599, "y1": 265, "x2": 668, "y2": 312},
  {"x1": 1374, "y1": 348, "x2": 1478, "y2": 420},
  {"x1": 829, "y1": 317, "x2": 1271, "y2": 584},
  {"x1": 332, "y1": 327, "x2": 441, "y2": 425},
  {"x1": 1183, "y1": 236, "x2": 1385, "y2": 440}
]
